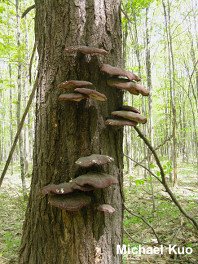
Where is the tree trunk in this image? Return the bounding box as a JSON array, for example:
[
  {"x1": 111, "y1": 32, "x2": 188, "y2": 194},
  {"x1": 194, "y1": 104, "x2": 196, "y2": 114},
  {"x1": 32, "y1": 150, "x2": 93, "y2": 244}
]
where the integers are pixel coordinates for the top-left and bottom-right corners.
[
  {"x1": 163, "y1": 0, "x2": 177, "y2": 186},
  {"x1": 16, "y1": 0, "x2": 28, "y2": 199},
  {"x1": 19, "y1": 1, "x2": 123, "y2": 264},
  {"x1": 9, "y1": 63, "x2": 14, "y2": 175}
]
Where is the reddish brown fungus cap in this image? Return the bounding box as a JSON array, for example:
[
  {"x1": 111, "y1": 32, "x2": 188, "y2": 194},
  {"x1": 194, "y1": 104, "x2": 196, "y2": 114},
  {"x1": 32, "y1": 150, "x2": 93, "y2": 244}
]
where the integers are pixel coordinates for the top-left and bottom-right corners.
[
  {"x1": 48, "y1": 193, "x2": 91, "y2": 211},
  {"x1": 105, "y1": 119, "x2": 137, "y2": 127},
  {"x1": 69, "y1": 181, "x2": 94, "y2": 192},
  {"x1": 75, "y1": 154, "x2": 114, "y2": 168},
  {"x1": 74, "y1": 88, "x2": 107, "y2": 102},
  {"x1": 101, "y1": 64, "x2": 141, "y2": 82},
  {"x1": 97, "y1": 204, "x2": 115, "y2": 214},
  {"x1": 42, "y1": 183, "x2": 74, "y2": 195},
  {"x1": 121, "y1": 105, "x2": 141, "y2": 114},
  {"x1": 107, "y1": 78, "x2": 149, "y2": 96},
  {"x1": 58, "y1": 93, "x2": 87, "y2": 102},
  {"x1": 65, "y1": 45, "x2": 108, "y2": 55},
  {"x1": 74, "y1": 172, "x2": 118, "y2": 189},
  {"x1": 111, "y1": 111, "x2": 147, "y2": 124},
  {"x1": 57, "y1": 80, "x2": 93, "y2": 89}
]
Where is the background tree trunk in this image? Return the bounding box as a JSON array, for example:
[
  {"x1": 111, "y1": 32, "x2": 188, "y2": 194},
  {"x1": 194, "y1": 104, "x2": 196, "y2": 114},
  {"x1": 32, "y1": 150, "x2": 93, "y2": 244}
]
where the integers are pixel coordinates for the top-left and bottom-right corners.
[
  {"x1": 16, "y1": 0, "x2": 28, "y2": 199},
  {"x1": 19, "y1": 0, "x2": 123, "y2": 263}
]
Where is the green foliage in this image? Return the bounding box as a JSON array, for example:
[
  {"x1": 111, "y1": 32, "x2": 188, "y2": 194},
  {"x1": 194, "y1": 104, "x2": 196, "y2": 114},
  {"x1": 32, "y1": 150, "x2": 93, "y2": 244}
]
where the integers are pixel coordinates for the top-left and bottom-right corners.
[{"x1": 135, "y1": 179, "x2": 145, "y2": 185}]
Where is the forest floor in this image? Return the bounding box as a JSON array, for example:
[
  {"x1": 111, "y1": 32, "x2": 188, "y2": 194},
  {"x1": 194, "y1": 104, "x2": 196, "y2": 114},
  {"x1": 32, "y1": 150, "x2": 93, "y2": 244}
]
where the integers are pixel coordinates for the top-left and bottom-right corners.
[
  {"x1": 0, "y1": 162, "x2": 198, "y2": 264},
  {"x1": 123, "y1": 160, "x2": 198, "y2": 264}
]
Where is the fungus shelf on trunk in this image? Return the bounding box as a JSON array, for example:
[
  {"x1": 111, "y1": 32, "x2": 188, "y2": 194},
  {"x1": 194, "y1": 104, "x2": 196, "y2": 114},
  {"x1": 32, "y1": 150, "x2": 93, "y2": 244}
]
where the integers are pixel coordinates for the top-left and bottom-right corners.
[
  {"x1": 57, "y1": 80, "x2": 93, "y2": 89},
  {"x1": 42, "y1": 182, "x2": 74, "y2": 195},
  {"x1": 100, "y1": 64, "x2": 141, "y2": 82},
  {"x1": 73, "y1": 172, "x2": 118, "y2": 189},
  {"x1": 75, "y1": 154, "x2": 114, "y2": 168},
  {"x1": 121, "y1": 105, "x2": 141, "y2": 114},
  {"x1": 48, "y1": 193, "x2": 91, "y2": 211},
  {"x1": 42, "y1": 181, "x2": 94, "y2": 195},
  {"x1": 105, "y1": 119, "x2": 137, "y2": 127},
  {"x1": 65, "y1": 45, "x2": 108, "y2": 55},
  {"x1": 97, "y1": 204, "x2": 115, "y2": 214},
  {"x1": 74, "y1": 88, "x2": 107, "y2": 102},
  {"x1": 111, "y1": 111, "x2": 147, "y2": 124},
  {"x1": 107, "y1": 78, "x2": 149, "y2": 96},
  {"x1": 58, "y1": 93, "x2": 87, "y2": 102}
]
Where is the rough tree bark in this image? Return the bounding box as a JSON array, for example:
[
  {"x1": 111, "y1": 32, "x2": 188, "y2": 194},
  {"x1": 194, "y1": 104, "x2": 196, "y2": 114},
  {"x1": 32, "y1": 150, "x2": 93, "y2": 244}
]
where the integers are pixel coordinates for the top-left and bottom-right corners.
[{"x1": 19, "y1": 0, "x2": 123, "y2": 263}]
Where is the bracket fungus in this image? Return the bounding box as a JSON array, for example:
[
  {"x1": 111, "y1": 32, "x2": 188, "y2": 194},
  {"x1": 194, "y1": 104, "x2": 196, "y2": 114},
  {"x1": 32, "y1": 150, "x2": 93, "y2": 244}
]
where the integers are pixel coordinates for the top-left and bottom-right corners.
[
  {"x1": 58, "y1": 80, "x2": 93, "y2": 89},
  {"x1": 100, "y1": 64, "x2": 141, "y2": 82},
  {"x1": 70, "y1": 182, "x2": 94, "y2": 192},
  {"x1": 65, "y1": 45, "x2": 108, "y2": 55},
  {"x1": 107, "y1": 78, "x2": 149, "y2": 96},
  {"x1": 74, "y1": 88, "x2": 107, "y2": 102},
  {"x1": 121, "y1": 105, "x2": 141, "y2": 114},
  {"x1": 111, "y1": 111, "x2": 147, "y2": 124},
  {"x1": 75, "y1": 154, "x2": 114, "y2": 168},
  {"x1": 97, "y1": 204, "x2": 115, "y2": 214},
  {"x1": 42, "y1": 181, "x2": 94, "y2": 195},
  {"x1": 42, "y1": 182, "x2": 74, "y2": 195},
  {"x1": 58, "y1": 93, "x2": 87, "y2": 102},
  {"x1": 48, "y1": 193, "x2": 91, "y2": 211},
  {"x1": 105, "y1": 119, "x2": 137, "y2": 127},
  {"x1": 73, "y1": 172, "x2": 118, "y2": 189}
]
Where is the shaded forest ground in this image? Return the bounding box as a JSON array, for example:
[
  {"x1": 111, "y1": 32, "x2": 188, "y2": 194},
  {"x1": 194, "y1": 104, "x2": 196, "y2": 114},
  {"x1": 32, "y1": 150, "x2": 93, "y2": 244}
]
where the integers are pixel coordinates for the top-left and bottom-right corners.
[
  {"x1": 123, "y1": 160, "x2": 198, "y2": 264},
  {"x1": 0, "y1": 161, "x2": 198, "y2": 264}
]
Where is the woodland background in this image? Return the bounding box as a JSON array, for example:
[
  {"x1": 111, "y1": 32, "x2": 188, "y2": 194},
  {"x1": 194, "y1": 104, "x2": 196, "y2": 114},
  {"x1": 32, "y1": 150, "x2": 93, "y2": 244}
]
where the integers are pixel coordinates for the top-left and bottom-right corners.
[{"x1": 0, "y1": 0, "x2": 198, "y2": 263}]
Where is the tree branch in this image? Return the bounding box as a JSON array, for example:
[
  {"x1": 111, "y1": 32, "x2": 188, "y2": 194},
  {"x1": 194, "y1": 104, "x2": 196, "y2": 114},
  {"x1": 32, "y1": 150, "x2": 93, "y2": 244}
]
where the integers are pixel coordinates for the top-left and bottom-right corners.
[
  {"x1": 124, "y1": 204, "x2": 162, "y2": 244},
  {"x1": 124, "y1": 153, "x2": 162, "y2": 184},
  {"x1": 132, "y1": 135, "x2": 173, "y2": 168},
  {"x1": 21, "y1": 4, "x2": 35, "y2": 19},
  {"x1": 0, "y1": 75, "x2": 38, "y2": 187},
  {"x1": 133, "y1": 126, "x2": 198, "y2": 230},
  {"x1": 29, "y1": 41, "x2": 37, "y2": 84}
]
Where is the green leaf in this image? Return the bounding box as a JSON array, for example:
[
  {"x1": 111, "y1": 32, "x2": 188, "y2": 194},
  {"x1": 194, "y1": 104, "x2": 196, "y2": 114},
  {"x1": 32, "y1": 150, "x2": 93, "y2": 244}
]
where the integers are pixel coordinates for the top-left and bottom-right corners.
[
  {"x1": 148, "y1": 176, "x2": 152, "y2": 182},
  {"x1": 150, "y1": 164, "x2": 155, "y2": 169},
  {"x1": 167, "y1": 161, "x2": 171, "y2": 166},
  {"x1": 135, "y1": 179, "x2": 145, "y2": 186},
  {"x1": 156, "y1": 171, "x2": 161, "y2": 176}
]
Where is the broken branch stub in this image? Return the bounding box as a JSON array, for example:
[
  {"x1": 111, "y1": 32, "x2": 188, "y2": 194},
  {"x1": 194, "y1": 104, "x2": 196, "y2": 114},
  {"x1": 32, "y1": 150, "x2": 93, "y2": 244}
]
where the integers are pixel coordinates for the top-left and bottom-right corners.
[
  {"x1": 48, "y1": 193, "x2": 91, "y2": 211},
  {"x1": 107, "y1": 78, "x2": 149, "y2": 96},
  {"x1": 75, "y1": 154, "x2": 114, "y2": 168},
  {"x1": 65, "y1": 45, "x2": 108, "y2": 55},
  {"x1": 101, "y1": 64, "x2": 141, "y2": 82},
  {"x1": 58, "y1": 93, "x2": 87, "y2": 102},
  {"x1": 57, "y1": 80, "x2": 93, "y2": 89},
  {"x1": 111, "y1": 111, "x2": 147, "y2": 124},
  {"x1": 73, "y1": 172, "x2": 118, "y2": 189},
  {"x1": 105, "y1": 119, "x2": 137, "y2": 127},
  {"x1": 97, "y1": 204, "x2": 115, "y2": 214},
  {"x1": 74, "y1": 88, "x2": 107, "y2": 102}
]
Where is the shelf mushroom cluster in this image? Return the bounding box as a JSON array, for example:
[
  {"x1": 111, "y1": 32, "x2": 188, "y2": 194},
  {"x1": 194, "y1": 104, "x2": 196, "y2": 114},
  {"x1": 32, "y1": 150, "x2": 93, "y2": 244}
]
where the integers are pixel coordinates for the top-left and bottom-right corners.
[
  {"x1": 44, "y1": 45, "x2": 150, "y2": 213},
  {"x1": 100, "y1": 63, "x2": 149, "y2": 127},
  {"x1": 58, "y1": 80, "x2": 107, "y2": 102},
  {"x1": 57, "y1": 45, "x2": 108, "y2": 102},
  {"x1": 42, "y1": 154, "x2": 117, "y2": 213}
]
